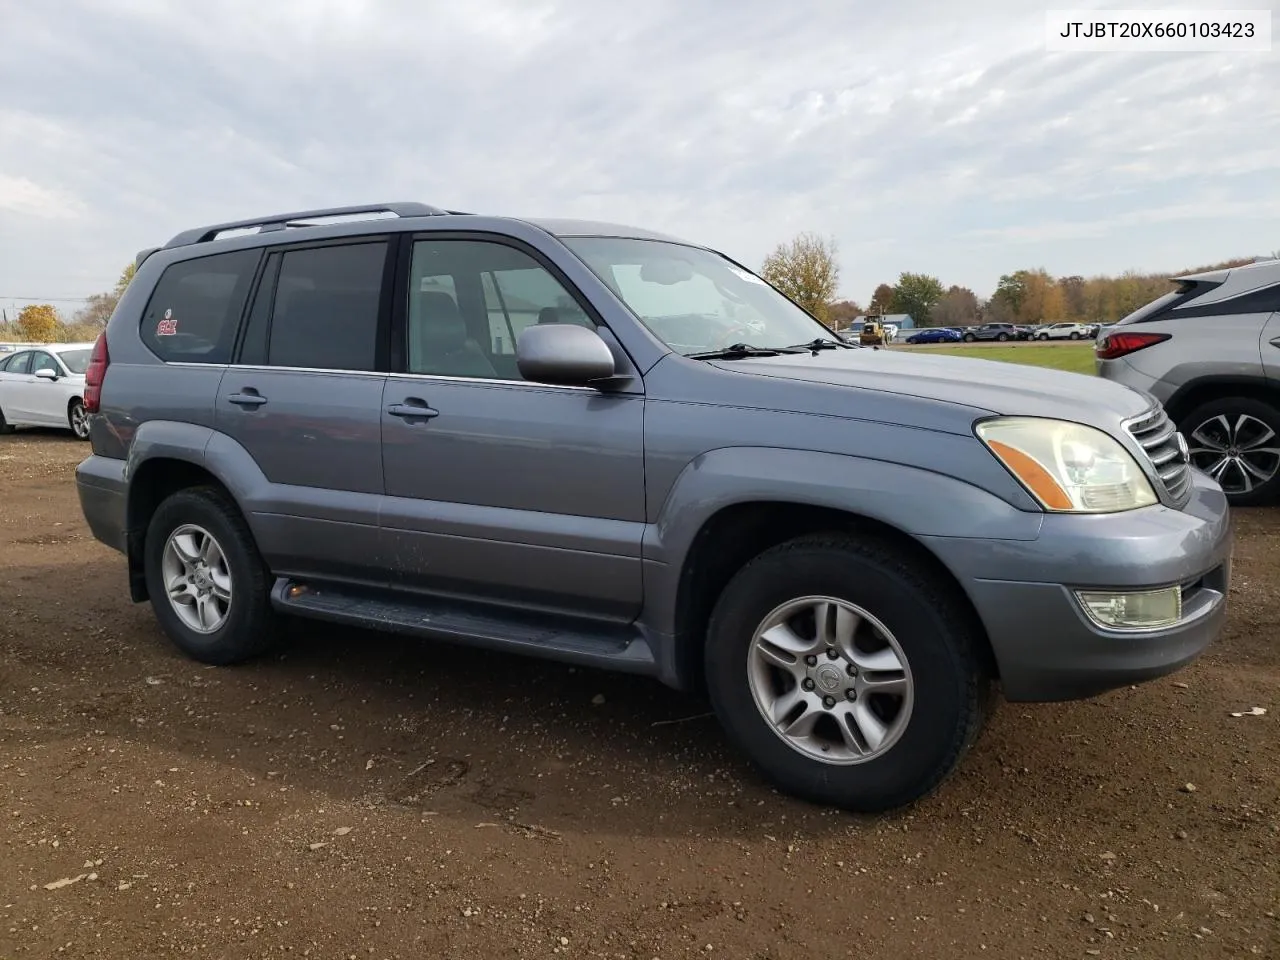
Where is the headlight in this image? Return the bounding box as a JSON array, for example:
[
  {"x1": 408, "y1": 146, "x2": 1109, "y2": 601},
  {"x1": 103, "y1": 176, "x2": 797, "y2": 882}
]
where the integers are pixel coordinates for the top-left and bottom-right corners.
[{"x1": 976, "y1": 417, "x2": 1157, "y2": 513}]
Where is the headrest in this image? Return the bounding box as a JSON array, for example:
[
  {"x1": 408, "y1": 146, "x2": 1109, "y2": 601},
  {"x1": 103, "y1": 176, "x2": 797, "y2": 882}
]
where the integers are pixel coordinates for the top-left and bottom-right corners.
[
  {"x1": 537, "y1": 307, "x2": 561, "y2": 324},
  {"x1": 415, "y1": 291, "x2": 467, "y2": 352}
]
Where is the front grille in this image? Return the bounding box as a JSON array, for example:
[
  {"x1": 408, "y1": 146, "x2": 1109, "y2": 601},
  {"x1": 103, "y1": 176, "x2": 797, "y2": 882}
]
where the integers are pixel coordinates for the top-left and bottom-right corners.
[{"x1": 1126, "y1": 407, "x2": 1192, "y2": 503}]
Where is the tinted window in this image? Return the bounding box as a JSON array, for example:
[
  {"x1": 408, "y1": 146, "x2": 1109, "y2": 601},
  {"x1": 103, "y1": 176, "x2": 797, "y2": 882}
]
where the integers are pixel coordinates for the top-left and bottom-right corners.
[
  {"x1": 1, "y1": 352, "x2": 31, "y2": 374},
  {"x1": 267, "y1": 242, "x2": 387, "y2": 371},
  {"x1": 405, "y1": 239, "x2": 592, "y2": 380},
  {"x1": 141, "y1": 249, "x2": 261, "y2": 363}
]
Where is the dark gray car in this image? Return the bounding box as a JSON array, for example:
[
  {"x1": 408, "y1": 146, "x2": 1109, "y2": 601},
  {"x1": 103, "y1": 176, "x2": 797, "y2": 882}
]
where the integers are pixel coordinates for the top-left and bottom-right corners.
[{"x1": 75, "y1": 203, "x2": 1232, "y2": 813}]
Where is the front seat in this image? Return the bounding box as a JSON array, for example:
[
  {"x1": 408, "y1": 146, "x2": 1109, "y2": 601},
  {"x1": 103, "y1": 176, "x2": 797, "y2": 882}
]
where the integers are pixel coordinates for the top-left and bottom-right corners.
[{"x1": 411, "y1": 291, "x2": 497, "y2": 378}]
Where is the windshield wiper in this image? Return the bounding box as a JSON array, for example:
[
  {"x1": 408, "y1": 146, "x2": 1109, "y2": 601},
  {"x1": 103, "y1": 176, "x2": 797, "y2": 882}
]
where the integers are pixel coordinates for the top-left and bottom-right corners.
[
  {"x1": 787, "y1": 338, "x2": 853, "y2": 352},
  {"x1": 685, "y1": 343, "x2": 806, "y2": 360}
]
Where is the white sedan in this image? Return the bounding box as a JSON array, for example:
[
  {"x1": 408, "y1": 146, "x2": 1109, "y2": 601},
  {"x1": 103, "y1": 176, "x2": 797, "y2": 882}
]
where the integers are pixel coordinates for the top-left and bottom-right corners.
[
  {"x1": 1034, "y1": 322, "x2": 1093, "y2": 340},
  {"x1": 0, "y1": 342, "x2": 96, "y2": 440}
]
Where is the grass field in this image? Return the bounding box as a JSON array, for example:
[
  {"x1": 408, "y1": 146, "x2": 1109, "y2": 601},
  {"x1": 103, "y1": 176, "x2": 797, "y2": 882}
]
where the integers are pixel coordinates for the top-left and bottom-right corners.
[{"x1": 895, "y1": 342, "x2": 1097, "y2": 375}]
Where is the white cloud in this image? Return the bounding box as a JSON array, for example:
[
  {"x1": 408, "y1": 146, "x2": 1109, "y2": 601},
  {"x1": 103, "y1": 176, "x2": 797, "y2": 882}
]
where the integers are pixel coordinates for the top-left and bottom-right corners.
[{"x1": 0, "y1": 0, "x2": 1277, "y2": 305}]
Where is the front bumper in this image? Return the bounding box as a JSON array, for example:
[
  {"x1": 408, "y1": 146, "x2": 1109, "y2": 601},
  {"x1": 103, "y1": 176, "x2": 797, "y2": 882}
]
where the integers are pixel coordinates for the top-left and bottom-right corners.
[
  {"x1": 923, "y1": 468, "x2": 1232, "y2": 702},
  {"x1": 75, "y1": 454, "x2": 129, "y2": 555}
]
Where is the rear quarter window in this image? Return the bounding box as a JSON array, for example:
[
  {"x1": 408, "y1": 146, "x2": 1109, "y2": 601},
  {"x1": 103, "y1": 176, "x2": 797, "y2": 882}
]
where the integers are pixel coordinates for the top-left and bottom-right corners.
[{"x1": 139, "y1": 249, "x2": 261, "y2": 363}]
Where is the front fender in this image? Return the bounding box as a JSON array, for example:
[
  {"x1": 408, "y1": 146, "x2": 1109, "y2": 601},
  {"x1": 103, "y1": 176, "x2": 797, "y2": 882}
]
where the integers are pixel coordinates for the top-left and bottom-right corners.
[{"x1": 640, "y1": 445, "x2": 1044, "y2": 645}]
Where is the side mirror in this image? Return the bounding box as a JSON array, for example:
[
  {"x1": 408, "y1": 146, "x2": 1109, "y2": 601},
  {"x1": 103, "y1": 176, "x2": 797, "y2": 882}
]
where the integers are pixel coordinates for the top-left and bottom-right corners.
[
  {"x1": 35, "y1": 368, "x2": 58, "y2": 381},
  {"x1": 517, "y1": 323, "x2": 620, "y2": 387}
]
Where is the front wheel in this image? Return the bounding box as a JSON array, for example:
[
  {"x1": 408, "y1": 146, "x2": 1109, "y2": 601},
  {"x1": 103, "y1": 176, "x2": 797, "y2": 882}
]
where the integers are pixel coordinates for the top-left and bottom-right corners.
[
  {"x1": 143, "y1": 486, "x2": 279, "y2": 664},
  {"x1": 963, "y1": 334, "x2": 976, "y2": 342},
  {"x1": 704, "y1": 534, "x2": 992, "y2": 813},
  {"x1": 1069, "y1": 332, "x2": 1081, "y2": 340},
  {"x1": 996, "y1": 333, "x2": 1009, "y2": 341},
  {"x1": 1036, "y1": 333, "x2": 1048, "y2": 340},
  {"x1": 68, "y1": 399, "x2": 90, "y2": 440}
]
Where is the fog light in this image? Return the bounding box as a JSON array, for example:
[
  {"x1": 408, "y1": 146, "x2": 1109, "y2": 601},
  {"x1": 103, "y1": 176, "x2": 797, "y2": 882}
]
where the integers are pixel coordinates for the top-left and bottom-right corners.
[{"x1": 1076, "y1": 586, "x2": 1182, "y2": 630}]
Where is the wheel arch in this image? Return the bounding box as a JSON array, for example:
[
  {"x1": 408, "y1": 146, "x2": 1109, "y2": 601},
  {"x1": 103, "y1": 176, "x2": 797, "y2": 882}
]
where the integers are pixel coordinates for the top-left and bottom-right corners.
[
  {"x1": 1163, "y1": 375, "x2": 1280, "y2": 425},
  {"x1": 667, "y1": 499, "x2": 1001, "y2": 695}
]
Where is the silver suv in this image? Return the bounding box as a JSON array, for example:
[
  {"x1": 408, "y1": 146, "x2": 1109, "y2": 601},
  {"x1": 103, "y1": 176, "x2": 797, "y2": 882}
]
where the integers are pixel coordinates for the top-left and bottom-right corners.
[
  {"x1": 1096, "y1": 257, "x2": 1280, "y2": 505},
  {"x1": 75, "y1": 203, "x2": 1232, "y2": 813}
]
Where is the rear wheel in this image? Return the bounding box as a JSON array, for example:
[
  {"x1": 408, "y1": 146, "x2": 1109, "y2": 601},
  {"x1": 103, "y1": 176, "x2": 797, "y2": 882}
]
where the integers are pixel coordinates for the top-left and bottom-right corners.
[
  {"x1": 704, "y1": 534, "x2": 992, "y2": 813},
  {"x1": 67, "y1": 399, "x2": 90, "y2": 440},
  {"x1": 1069, "y1": 331, "x2": 1081, "y2": 340},
  {"x1": 1036, "y1": 333, "x2": 1048, "y2": 340},
  {"x1": 1181, "y1": 397, "x2": 1280, "y2": 506},
  {"x1": 0, "y1": 406, "x2": 12, "y2": 435},
  {"x1": 996, "y1": 332, "x2": 1009, "y2": 342},
  {"x1": 143, "y1": 486, "x2": 279, "y2": 664},
  {"x1": 963, "y1": 333, "x2": 976, "y2": 342}
]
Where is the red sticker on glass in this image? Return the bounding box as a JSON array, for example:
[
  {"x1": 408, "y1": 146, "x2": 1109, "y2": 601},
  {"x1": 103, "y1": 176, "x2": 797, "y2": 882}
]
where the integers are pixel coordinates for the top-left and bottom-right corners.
[{"x1": 156, "y1": 308, "x2": 177, "y2": 336}]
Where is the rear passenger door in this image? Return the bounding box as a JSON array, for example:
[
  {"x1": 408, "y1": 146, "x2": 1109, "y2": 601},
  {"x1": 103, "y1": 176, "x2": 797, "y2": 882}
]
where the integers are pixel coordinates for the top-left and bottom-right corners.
[{"x1": 214, "y1": 237, "x2": 393, "y2": 585}]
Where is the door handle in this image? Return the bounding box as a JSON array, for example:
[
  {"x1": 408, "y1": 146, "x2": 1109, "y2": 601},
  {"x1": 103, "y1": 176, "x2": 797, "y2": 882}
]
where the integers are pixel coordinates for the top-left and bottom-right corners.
[
  {"x1": 386, "y1": 400, "x2": 439, "y2": 421},
  {"x1": 227, "y1": 391, "x2": 268, "y2": 408}
]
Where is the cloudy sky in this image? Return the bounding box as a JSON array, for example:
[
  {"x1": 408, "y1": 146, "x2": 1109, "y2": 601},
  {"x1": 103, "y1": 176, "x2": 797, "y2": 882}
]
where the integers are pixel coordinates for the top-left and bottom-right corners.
[{"x1": 1, "y1": 0, "x2": 1277, "y2": 317}]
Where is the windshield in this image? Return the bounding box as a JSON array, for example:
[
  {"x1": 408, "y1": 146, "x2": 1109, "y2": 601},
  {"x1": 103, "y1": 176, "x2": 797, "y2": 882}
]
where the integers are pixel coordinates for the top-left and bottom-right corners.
[
  {"x1": 58, "y1": 349, "x2": 91, "y2": 374},
  {"x1": 561, "y1": 237, "x2": 835, "y2": 355}
]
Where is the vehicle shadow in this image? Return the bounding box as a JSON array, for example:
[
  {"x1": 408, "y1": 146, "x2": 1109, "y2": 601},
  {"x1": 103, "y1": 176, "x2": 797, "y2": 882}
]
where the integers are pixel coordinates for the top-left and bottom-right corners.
[{"x1": 7, "y1": 554, "x2": 1267, "y2": 845}]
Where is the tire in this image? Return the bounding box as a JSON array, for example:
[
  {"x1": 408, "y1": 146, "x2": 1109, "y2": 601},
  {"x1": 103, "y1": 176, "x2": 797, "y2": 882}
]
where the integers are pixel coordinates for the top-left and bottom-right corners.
[
  {"x1": 996, "y1": 333, "x2": 1009, "y2": 342},
  {"x1": 0, "y1": 406, "x2": 12, "y2": 435},
  {"x1": 704, "y1": 533, "x2": 992, "y2": 813},
  {"x1": 67, "y1": 398, "x2": 90, "y2": 440},
  {"x1": 1069, "y1": 332, "x2": 1080, "y2": 340},
  {"x1": 1037, "y1": 333, "x2": 1048, "y2": 341},
  {"x1": 143, "y1": 485, "x2": 279, "y2": 665},
  {"x1": 963, "y1": 334, "x2": 976, "y2": 342},
  {"x1": 1180, "y1": 397, "x2": 1280, "y2": 506}
]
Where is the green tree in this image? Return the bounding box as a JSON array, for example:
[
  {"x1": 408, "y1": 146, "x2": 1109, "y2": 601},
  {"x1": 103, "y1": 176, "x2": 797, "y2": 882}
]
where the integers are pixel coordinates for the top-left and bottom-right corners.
[
  {"x1": 890, "y1": 272, "x2": 945, "y2": 326},
  {"x1": 115, "y1": 262, "x2": 136, "y2": 296},
  {"x1": 760, "y1": 233, "x2": 840, "y2": 322},
  {"x1": 992, "y1": 271, "x2": 1029, "y2": 316},
  {"x1": 868, "y1": 283, "x2": 896, "y2": 314}
]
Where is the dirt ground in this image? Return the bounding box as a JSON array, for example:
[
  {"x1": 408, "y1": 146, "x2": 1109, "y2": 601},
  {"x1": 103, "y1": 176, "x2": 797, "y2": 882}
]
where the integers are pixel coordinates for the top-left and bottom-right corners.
[{"x1": 1, "y1": 431, "x2": 1276, "y2": 960}]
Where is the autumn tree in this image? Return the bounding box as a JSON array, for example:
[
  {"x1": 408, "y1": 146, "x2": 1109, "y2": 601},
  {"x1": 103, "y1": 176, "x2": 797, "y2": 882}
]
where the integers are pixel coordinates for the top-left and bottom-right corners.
[
  {"x1": 760, "y1": 233, "x2": 840, "y2": 321},
  {"x1": 868, "y1": 283, "x2": 896, "y2": 315},
  {"x1": 1059, "y1": 275, "x2": 1087, "y2": 320},
  {"x1": 890, "y1": 272, "x2": 945, "y2": 326},
  {"x1": 932, "y1": 286, "x2": 980, "y2": 327},
  {"x1": 1016, "y1": 269, "x2": 1065, "y2": 323},
  {"x1": 73, "y1": 261, "x2": 138, "y2": 329},
  {"x1": 826, "y1": 299, "x2": 862, "y2": 328},
  {"x1": 16, "y1": 304, "x2": 61, "y2": 342}
]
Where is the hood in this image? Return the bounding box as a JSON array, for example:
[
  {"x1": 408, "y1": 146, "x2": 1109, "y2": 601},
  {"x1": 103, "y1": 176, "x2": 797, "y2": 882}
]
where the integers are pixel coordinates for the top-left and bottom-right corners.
[{"x1": 707, "y1": 347, "x2": 1153, "y2": 425}]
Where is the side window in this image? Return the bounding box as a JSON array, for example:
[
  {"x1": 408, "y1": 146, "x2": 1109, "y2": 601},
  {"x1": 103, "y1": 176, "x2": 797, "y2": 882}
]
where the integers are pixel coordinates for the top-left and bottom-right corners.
[
  {"x1": 30, "y1": 352, "x2": 59, "y2": 375},
  {"x1": 140, "y1": 248, "x2": 261, "y2": 363},
  {"x1": 1, "y1": 352, "x2": 31, "y2": 374},
  {"x1": 405, "y1": 239, "x2": 594, "y2": 380},
  {"x1": 266, "y1": 241, "x2": 388, "y2": 371}
]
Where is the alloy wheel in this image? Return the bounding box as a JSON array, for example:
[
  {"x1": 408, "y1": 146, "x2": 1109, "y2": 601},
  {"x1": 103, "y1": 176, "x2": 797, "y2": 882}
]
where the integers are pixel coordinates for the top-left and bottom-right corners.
[
  {"x1": 161, "y1": 523, "x2": 233, "y2": 634},
  {"x1": 747, "y1": 596, "x2": 913, "y2": 765},
  {"x1": 1188, "y1": 413, "x2": 1280, "y2": 495}
]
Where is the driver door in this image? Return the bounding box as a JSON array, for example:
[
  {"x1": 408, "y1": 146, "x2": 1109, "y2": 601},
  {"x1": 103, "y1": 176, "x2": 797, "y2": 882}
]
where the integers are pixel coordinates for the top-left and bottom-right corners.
[{"x1": 379, "y1": 234, "x2": 647, "y2": 621}]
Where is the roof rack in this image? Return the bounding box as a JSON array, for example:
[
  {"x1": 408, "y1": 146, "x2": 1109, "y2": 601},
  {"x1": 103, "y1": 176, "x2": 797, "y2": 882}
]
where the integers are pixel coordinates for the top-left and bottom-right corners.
[{"x1": 161, "y1": 202, "x2": 450, "y2": 250}]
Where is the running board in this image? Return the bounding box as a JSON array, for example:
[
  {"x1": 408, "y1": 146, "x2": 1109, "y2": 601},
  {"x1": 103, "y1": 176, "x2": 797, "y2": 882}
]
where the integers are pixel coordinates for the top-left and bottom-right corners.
[{"x1": 270, "y1": 578, "x2": 657, "y2": 675}]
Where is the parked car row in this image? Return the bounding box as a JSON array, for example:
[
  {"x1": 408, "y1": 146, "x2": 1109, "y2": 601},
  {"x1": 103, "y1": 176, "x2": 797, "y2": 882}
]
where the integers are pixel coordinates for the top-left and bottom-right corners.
[{"x1": 900, "y1": 322, "x2": 1103, "y2": 344}]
